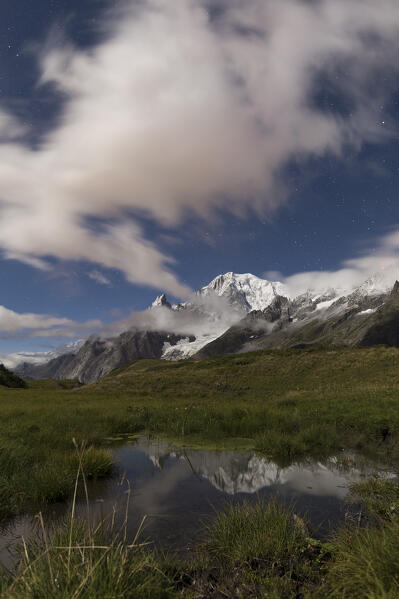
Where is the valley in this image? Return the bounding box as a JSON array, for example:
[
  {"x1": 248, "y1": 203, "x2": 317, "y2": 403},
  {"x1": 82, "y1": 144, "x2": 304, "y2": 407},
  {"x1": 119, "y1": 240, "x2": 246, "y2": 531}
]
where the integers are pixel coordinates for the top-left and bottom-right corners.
[
  {"x1": 1, "y1": 345, "x2": 399, "y2": 596},
  {"x1": 2, "y1": 0, "x2": 399, "y2": 593},
  {"x1": 2, "y1": 274, "x2": 399, "y2": 597},
  {"x1": 1, "y1": 345, "x2": 399, "y2": 521}
]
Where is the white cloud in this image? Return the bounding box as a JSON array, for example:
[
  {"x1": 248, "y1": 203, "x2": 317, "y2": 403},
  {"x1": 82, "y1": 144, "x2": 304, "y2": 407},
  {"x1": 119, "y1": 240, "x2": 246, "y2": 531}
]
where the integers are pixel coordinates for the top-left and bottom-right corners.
[
  {"x1": 0, "y1": 352, "x2": 50, "y2": 370},
  {"x1": 101, "y1": 291, "x2": 245, "y2": 339},
  {"x1": 273, "y1": 229, "x2": 399, "y2": 296},
  {"x1": 0, "y1": 0, "x2": 398, "y2": 296},
  {"x1": 5, "y1": 227, "x2": 399, "y2": 344},
  {"x1": 0, "y1": 306, "x2": 72, "y2": 333},
  {"x1": 3, "y1": 251, "x2": 51, "y2": 271},
  {"x1": 88, "y1": 269, "x2": 111, "y2": 285},
  {"x1": 0, "y1": 304, "x2": 101, "y2": 338}
]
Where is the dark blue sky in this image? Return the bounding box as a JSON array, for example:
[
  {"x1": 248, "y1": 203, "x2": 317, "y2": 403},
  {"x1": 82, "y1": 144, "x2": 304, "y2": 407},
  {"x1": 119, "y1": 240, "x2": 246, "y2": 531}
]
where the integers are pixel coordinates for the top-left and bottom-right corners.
[{"x1": 0, "y1": 0, "x2": 399, "y2": 353}]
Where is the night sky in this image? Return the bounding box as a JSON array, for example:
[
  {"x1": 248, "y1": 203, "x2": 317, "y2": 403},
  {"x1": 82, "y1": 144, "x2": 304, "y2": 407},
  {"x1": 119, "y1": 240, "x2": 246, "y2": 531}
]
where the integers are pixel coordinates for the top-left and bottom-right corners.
[{"x1": 1, "y1": 0, "x2": 399, "y2": 354}]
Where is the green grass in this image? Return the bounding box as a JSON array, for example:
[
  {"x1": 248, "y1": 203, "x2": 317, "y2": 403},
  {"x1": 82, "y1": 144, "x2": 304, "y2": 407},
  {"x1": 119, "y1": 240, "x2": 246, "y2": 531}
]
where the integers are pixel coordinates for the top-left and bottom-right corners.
[
  {"x1": 0, "y1": 499, "x2": 324, "y2": 599},
  {"x1": 0, "y1": 444, "x2": 113, "y2": 522},
  {"x1": 322, "y1": 479, "x2": 399, "y2": 598},
  {"x1": 325, "y1": 519, "x2": 399, "y2": 598},
  {"x1": 202, "y1": 499, "x2": 307, "y2": 565},
  {"x1": 1, "y1": 345, "x2": 399, "y2": 520},
  {"x1": 0, "y1": 518, "x2": 174, "y2": 599},
  {"x1": 350, "y1": 478, "x2": 399, "y2": 520},
  {"x1": 82, "y1": 345, "x2": 399, "y2": 466},
  {"x1": 2, "y1": 478, "x2": 399, "y2": 598},
  {"x1": 188, "y1": 499, "x2": 325, "y2": 597}
]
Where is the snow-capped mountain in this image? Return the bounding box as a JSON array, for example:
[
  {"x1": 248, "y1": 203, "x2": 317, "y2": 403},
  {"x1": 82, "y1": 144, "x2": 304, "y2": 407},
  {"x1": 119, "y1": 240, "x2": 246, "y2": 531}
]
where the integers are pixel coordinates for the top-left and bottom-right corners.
[
  {"x1": 355, "y1": 272, "x2": 393, "y2": 296},
  {"x1": 151, "y1": 294, "x2": 172, "y2": 309},
  {"x1": 139, "y1": 439, "x2": 393, "y2": 497},
  {"x1": 158, "y1": 272, "x2": 289, "y2": 360},
  {"x1": 196, "y1": 272, "x2": 287, "y2": 312},
  {"x1": 9, "y1": 270, "x2": 399, "y2": 383},
  {"x1": 159, "y1": 270, "x2": 394, "y2": 360},
  {"x1": 197, "y1": 272, "x2": 399, "y2": 359}
]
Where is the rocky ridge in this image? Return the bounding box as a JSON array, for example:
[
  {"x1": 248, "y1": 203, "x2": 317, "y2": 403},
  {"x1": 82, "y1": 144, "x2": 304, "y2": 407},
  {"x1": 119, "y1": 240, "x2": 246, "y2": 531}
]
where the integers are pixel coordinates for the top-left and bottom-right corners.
[
  {"x1": 11, "y1": 271, "x2": 399, "y2": 383},
  {"x1": 16, "y1": 331, "x2": 193, "y2": 384}
]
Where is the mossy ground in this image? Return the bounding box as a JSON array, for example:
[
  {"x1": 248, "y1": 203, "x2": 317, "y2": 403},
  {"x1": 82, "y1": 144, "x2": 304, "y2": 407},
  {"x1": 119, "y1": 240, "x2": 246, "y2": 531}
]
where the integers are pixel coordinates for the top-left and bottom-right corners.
[{"x1": 1, "y1": 345, "x2": 399, "y2": 521}]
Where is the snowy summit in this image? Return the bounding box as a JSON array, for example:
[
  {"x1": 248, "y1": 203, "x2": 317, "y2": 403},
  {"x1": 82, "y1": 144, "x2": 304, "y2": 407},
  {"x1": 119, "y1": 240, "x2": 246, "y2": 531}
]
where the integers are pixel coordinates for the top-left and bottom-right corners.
[{"x1": 197, "y1": 272, "x2": 287, "y2": 312}]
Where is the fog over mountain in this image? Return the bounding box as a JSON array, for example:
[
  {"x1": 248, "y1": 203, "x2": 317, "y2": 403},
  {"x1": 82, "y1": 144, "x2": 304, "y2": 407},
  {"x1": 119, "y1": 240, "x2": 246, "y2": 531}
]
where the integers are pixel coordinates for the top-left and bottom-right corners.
[
  {"x1": 11, "y1": 270, "x2": 399, "y2": 383},
  {"x1": 0, "y1": 339, "x2": 84, "y2": 371},
  {"x1": 1, "y1": 0, "x2": 399, "y2": 367}
]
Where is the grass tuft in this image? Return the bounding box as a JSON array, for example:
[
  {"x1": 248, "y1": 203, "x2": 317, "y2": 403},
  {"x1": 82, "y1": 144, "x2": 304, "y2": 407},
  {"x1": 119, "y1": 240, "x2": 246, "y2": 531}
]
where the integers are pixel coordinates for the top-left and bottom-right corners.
[
  {"x1": 67, "y1": 446, "x2": 114, "y2": 480},
  {"x1": 1, "y1": 517, "x2": 173, "y2": 599},
  {"x1": 202, "y1": 498, "x2": 308, "y2": 566},
  {"x1": 190, "y1": 499, "x2": 327, "y2": 597},
  {"x1": 325, "y1": 518, "x2": 399, "y2": 598}
]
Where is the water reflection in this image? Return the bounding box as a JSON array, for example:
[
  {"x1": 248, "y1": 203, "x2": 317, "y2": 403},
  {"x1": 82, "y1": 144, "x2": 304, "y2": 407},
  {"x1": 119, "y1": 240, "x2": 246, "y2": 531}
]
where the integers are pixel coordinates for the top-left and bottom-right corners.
[
  {"x1": 0, "y1": 438, "x2": 395, "y2": 567},
  {"x1": 133, "y1": 437, "x2": 391, "y2": 498}
]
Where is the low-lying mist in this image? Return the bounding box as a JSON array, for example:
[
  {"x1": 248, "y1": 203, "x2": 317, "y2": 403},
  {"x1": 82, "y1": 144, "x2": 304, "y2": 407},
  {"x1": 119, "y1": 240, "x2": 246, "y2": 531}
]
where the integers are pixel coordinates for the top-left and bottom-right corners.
[{"x1": 99, "y1": 292, "x2": 247, "y2": 342}]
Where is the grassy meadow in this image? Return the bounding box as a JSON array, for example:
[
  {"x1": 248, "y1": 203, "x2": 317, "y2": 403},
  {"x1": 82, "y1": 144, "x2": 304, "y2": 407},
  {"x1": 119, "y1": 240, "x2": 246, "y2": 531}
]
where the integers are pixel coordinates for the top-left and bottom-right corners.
[
  {"x1": 1, "y1": 345, "x2": 399, "y2": 596},
  {"x1": 1, "y1": 345, "x2": 399, "y2": 521}
]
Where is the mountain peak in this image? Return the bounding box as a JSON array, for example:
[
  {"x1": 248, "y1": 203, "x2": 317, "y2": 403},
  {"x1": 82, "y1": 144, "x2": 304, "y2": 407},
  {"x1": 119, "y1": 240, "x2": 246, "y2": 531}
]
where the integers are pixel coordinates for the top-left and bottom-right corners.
[
  {"x1": 199, "y1": 272, "x2": 287, "y2": 312},
  {"x1": 151, "y1": 293, "x2": 172, "y2": 309},
  {"x1": 352, "y1": 272, "x2": 393, "y2": 296}
]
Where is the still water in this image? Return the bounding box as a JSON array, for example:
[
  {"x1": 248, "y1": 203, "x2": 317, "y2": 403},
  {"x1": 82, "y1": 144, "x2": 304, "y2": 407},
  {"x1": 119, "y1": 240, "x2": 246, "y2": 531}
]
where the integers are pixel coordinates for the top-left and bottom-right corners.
[{"x1": 0, "y1": 437, "x2": 395, "y2": 567}]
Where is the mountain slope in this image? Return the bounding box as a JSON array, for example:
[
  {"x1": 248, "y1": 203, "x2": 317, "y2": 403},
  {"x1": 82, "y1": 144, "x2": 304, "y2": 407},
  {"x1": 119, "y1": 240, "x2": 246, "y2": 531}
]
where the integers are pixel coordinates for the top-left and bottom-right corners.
[
  {"x1": 358, "y1": 281, "x2": 399, "y2": 346},
  {"x1": 16, "y1": 353, "x2": 77, "y2": 380},
  {"x1": 160, "y1": 272, "x2": 288, "y2": 360},
  {"x1": 1, "y1": 340, "x2": 85, "y2": 371},
  {"x1": 18, "y1": 331, "x2": 192, "y2": 384},
  {"x1": 196, "y1": 280, "x2": 396, "y2": 358},
  {"x1": 11, "y1": 271, "x2": 399, "y2": 384}
]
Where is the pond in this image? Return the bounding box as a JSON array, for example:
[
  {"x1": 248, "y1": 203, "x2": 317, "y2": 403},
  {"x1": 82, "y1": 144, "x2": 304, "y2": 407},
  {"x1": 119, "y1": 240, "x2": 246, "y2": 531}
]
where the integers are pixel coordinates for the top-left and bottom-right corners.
[{"x1": 0, "y1": 437, "x2": 395, "y2": 568}]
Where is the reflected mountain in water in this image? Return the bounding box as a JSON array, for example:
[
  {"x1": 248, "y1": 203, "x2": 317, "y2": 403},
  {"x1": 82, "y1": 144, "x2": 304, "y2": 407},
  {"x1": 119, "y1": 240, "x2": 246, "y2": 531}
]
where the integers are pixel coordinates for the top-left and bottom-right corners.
[
  {"x1": 137, "y1": 438, "x2": 394, "y2": 498},
  {"x1": 1, "y1": 437, "x2": 395, "y2": 569}
]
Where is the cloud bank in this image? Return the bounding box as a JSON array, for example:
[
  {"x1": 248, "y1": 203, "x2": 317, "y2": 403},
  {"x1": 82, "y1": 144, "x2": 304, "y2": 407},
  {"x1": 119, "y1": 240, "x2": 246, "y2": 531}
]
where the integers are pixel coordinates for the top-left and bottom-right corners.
[
  {"x1": 268, "y1": 229, "x2": 399, "y2": 296},
  {"x1": 5, "y1": 226, "x2": 399, "y2": 344},
  {"x1": 101, "y1": 292, "x2": 246, "y2": 339},
  {"x1": 0, "y1": 305, "x2": 101, "y2": 339},
  {"x1": 0, "y1": 0, "x2": 399, "y2": 295}
]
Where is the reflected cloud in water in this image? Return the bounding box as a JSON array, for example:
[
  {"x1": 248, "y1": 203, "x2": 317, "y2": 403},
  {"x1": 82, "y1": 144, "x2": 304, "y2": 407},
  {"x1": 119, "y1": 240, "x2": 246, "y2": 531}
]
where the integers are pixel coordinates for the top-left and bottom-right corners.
[{"x1": 1, "y1": 438, "x2": 395, "y2": 567}]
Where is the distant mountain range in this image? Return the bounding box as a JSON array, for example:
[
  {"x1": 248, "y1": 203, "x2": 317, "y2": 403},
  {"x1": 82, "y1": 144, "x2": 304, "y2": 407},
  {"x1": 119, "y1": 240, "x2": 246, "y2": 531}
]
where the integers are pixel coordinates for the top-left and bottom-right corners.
[
  {"x1": 10, "y1": 271, "x2": 399, "y2": 383},
  {"x1": 0, "y1": 340, "x2": 85, "y2": 371}
]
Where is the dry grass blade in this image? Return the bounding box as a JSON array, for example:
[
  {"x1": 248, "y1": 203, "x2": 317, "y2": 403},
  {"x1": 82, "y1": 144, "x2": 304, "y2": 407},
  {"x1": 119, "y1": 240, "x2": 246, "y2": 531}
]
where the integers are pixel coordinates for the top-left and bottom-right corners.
[
  {"x1": 122, "y1": 481, "x2": 131, "y2": 543},
  {"x1": 128, "y1": 515, "x2": 148, "y2": 549},
  {"x1": 37, "y1": 511, "x2": 55, "y2": 591},
  {"x1": 70, "y1": 543, "x2": 113, "y2": 599},
  {"x1": 68, "y1": 438, "x2": 85, "y2": 582}
]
